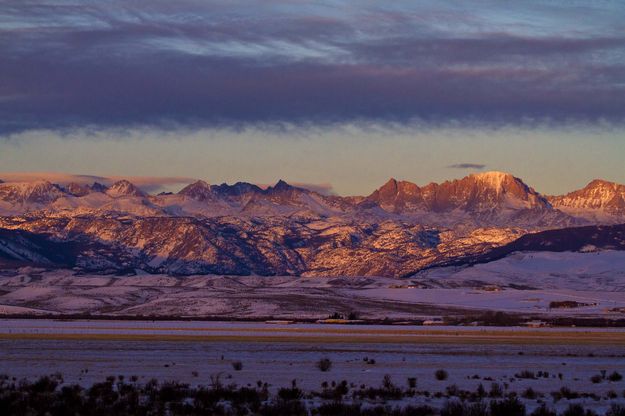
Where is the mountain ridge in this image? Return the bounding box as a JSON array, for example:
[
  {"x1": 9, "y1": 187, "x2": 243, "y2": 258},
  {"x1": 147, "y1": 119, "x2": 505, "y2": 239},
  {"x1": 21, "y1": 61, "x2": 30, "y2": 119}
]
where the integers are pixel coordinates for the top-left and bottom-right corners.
[
  {"x1": 1, "y1": 171, "x2": 619, "y2": 226},
  {"x1": 0, "y1": 171, "x2": 623, "y2": 278},
  {"x1": 548, "y1": 178, "x2": 625, "y2": 222}
]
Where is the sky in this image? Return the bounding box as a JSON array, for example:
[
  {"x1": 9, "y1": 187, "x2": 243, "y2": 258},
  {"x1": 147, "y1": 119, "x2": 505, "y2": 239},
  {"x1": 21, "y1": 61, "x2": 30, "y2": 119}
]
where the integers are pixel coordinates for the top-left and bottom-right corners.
[{"x1": 1, "y1": 1, "x2": 625, "y2": 195}]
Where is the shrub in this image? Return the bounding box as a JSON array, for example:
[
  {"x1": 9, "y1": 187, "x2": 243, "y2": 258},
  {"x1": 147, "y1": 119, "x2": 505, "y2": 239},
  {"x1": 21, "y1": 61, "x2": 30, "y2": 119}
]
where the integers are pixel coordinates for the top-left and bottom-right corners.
[
  {"x1": 489, "y1": 383, "x2": 503, "y2": 398},
  {"x1": 382, "y1": 375, "x2": 395, "y2": 390},
  {"x1": 317, "y1": 358, "x2": 332, "y2": 372},
  {"x1": 231, "y1": 361, "x2": 243, "y2": 371},
  {"x1": 477, "y1": 311, "x2": 522, "y2": 326},
  {"x1": 277, "y1": 386, "x2": 303, "y2": 401},
  {"x1": 590, "y1": 374, "x2": 603, "y2": 384},
  {"x1": 551, "y1": 386, "x2": 579, "y2": 401},
  {"x1": 435, "y1": 369, "x2": 448, "y2": 381},
  {"x1": 522, "y1": 387, "x2": 537, "y2": 399},
  {"x1": 261, "y1": 398, "x2": 306, "y2": 415},
  {"x1": 381, "y1": 375, "x2": 403, "y2": 399},
  {"x1": 402, "y1": 405, "x2": 437, "y2": 416},
  {"x1": 607, "y1": 404, "x2": 625, "y2": 416},
  {"x1": 530, "y1": 404, "x2": 556, "y2": 416},
  {"x1": 489, "y1": 397, "x2": 525, "y2": 416},
  {"x1": 561, "y1": 403, "x2": 597, "y2": 416},
  {"x1": 316, "y1": 402, "x2": 360, "y2": 415},
  {"x1": 440, "y1": 400, "x2": 464, "y2": 416},
  {"x1": 608, "y1": 371, "x2": 623, "y2": 382},
  {"x1": 445, "y1": 384, "x2": 460, "y2": 397},
  {"x1": 407, "y1": 377, "x2": 417, "y2": 389},
  {"x1": 441, "y1": 401, "x2": 488, "y2": 416},
  {"x1": 347, "y1": 311, "x2": 360, "y2": 320},
  {"x1": 516, "y1": 370, "x2": 536, "y2": 379},
  {"x1": 464, "y1": 402, "x2": 488, "y2": 416}
]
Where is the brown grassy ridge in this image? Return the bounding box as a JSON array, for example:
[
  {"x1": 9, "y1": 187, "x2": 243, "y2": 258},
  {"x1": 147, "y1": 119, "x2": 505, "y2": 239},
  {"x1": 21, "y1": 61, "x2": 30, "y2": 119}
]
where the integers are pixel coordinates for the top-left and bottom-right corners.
[{"x1": 2, "y1": 330, "x2": 625, "y2": 345}]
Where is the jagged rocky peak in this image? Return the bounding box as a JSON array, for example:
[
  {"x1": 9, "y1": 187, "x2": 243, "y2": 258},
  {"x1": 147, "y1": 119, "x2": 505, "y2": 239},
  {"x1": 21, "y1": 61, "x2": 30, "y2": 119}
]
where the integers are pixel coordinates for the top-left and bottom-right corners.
[
  {"x1": 549, "y1": 178, "x2": 625, "y2": 214},
  {"x1": 264, "y1": 180, "x2": 314, "y2": 205},
  {"x1": 179, "y1": 180, "x2": 213, "y2": 201},
  {"x1": 462, "y1": 171, "x2": 538, "y2": 197},
  {"x1": 366, "y1": 171, "x2": 548, "y2": 213},
  {"x1": 454, "y1": 171, "x2": 549, "y2": 208},
  {"x1": 469, "y1": 171, "x2": 516, "y2": 189},
  {"x1": 587, "y1": 178, "x2": 616, "y2": 188},
  {"x1": 65, "y1": 182, "x2": 91, "y2": 197},
  {"x1": 106, "y1": 180, "x2": 146, "y2": 198},
  {"x1": 211, "y1": 182, "x2": 263, "y2": 197},
  {"x1": 0, "y1": 180, "x2": 65, "y2": 204},
  {"x1": 366, "y1": 178, "x2": 423, "y2": 212},
  {"x1": 177, "y1": 180, "x2": 267, "y2": 205},
  {"x1": 376, "y1": 178, "x2": 399, "y2": 196},
  {"x1": 269, "y1": 179, "x2": 303, "y2": 194},
  {"x1": 90, "y1": 182, "x2": 109, "y2": 193},
  {"x1": 377, "y1": 178, "x2": 421, "y2": 197},
  {"x1": 273, "y1": 179, "x2": 290, "y2": 189}
]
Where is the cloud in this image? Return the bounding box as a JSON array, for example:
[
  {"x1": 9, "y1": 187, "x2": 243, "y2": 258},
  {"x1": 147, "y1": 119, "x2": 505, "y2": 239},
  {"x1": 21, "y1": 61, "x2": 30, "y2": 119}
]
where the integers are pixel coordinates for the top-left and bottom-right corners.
[
  {"x1": 0, "y1": 172, "x2": 336, "y2": 195},
  {"x1": 0, "y1": 172, "x2": 195, "y2": 193},
  {"x1": 447, "y1": 163, "x2": 486, "y2": 169},
  {"x1": 1, "y1": 1, "x2": 624, "y2": 135},
  {"x1": 287, "y1": 182, "x2": 335, "y2": 195},
  {"x1": 256, "y1": 181, "x2": 335, "y2": 195}
]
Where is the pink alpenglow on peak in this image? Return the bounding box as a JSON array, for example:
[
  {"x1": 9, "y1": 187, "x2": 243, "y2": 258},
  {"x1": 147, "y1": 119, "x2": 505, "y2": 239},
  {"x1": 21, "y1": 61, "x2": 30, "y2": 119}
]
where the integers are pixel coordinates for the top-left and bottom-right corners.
[{"x1": 106, "y1": 180, "x2": 147, "y2": 198}]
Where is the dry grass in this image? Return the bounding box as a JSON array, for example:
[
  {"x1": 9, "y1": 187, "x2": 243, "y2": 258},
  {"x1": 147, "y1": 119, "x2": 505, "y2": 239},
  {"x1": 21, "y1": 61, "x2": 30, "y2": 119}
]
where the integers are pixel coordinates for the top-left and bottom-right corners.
[{"x1": 2, "y1": 328, "x2": 625, "y2": 345}]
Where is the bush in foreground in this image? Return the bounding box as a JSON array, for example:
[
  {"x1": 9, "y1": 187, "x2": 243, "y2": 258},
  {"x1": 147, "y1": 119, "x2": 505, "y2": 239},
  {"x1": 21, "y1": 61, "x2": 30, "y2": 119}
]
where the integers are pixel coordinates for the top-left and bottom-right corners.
[
  {"x1": 435, "y1": 369, "x2": 449, "y2": 381},
  {"x1": 317, "y1": 357, "x2": 332, "y2": 372}
]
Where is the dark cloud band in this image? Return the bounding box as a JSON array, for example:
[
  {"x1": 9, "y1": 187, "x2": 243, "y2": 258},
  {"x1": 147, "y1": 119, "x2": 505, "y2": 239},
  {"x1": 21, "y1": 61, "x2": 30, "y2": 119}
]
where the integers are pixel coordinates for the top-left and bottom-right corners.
[{"x1": 1, "y1": 1, "x2": 624, "y2": 135}]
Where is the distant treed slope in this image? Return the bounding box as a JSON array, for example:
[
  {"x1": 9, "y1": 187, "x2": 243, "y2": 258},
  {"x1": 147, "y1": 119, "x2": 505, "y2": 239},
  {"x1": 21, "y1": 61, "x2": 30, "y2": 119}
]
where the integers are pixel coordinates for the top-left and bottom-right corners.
[
  {"x1": 0, "y1": 228, "x2": 138, "y2": 271},
  {"x1": 0, "y1": 228, "x2": 77, "y2": 268}
]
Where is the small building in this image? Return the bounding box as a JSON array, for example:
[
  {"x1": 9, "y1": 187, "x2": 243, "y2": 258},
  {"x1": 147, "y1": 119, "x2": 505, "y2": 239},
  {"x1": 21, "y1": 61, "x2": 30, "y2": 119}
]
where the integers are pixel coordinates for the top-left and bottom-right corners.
[{"x1": 423, "y1": 318, "x2": 444, "y2": 326}]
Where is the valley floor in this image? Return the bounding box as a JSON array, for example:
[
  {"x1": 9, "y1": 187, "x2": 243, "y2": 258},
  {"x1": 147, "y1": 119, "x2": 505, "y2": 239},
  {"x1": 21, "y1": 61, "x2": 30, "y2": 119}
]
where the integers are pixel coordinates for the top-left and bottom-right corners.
[
  {"x1": 1, "y1": 320, "x2": 625, "y2": 414},
  {"x1": 1, "y1": 258, "x2": 625, "y2": 320}
]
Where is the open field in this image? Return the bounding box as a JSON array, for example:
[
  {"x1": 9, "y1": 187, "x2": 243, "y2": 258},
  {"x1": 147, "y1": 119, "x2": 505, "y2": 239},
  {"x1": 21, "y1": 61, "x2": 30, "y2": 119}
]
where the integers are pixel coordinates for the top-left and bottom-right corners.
[
  {"x1": 2, "y1": 320, "x2": 625, "y2": 345},
  {"x1": 1, "y1": 320, "x2": 625, "y2": 414},
  {"x1": 2, "y1": 266, "x2": 625, "y2": 320}
]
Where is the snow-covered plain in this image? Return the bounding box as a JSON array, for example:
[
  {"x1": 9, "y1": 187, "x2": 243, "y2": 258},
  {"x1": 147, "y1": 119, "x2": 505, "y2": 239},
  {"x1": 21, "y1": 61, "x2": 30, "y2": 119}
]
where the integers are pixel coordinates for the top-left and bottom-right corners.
[
  {"x1": 413, "y1": 250, "x2": 625, "y2": 292},
  {"x1": 0, "y1": 249, "x2": 624, "y2": 319}
]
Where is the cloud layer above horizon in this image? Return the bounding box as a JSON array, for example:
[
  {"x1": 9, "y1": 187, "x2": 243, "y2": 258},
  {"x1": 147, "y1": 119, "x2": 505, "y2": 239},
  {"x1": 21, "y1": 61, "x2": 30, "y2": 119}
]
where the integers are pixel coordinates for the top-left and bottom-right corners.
[{"x1": 2, "y1": 0, "x2": 625, "y2": 135}]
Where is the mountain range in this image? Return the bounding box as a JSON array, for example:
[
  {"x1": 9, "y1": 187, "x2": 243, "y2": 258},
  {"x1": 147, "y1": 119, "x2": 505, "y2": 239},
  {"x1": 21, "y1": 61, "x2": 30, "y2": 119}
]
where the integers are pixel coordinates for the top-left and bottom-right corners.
[{"x1": 1, "y1": 171, "x2": 624, "y2": 277}]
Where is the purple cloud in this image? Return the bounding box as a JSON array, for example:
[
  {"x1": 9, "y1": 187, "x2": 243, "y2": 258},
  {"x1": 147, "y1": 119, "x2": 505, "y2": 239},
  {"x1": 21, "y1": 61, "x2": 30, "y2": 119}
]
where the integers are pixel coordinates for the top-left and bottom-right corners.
[
  {"x1": 448, "y1": 163, "x2": 486, "y2": 170},
  {"x1": 1, "y1": 1, "x2": 624, "y2": 135}
]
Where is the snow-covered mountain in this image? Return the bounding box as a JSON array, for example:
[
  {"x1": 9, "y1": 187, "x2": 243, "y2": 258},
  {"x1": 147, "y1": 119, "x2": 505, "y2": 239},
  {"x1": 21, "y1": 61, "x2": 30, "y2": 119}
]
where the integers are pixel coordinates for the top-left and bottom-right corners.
[
  {"x1": 364, "y1": 172, "x2": 577, "y2": 228},
  {"x1": 548, "y1": 179, "x2": 625, "y2": 223},
  {"x1": 414, "y1": 223, "x2": 625, "y2": 291},
  {"x1": 106, "y1": 179, "x2": 147, "y2": 198},
  {"x1": 0, "y1": 171, "x2": 620, "y2": 226},
  {"x1": 0, "y1": 171, "x2": 624, "y2": 277},
  {"x1": 0, "y1": 180, "x2": 65, "y2": 205},
  {"x1": 418, "y1": 223, "x2": 625, "y2": 272},
  {"x1": 0, "y1": 214, "x2": 521, "y2": 276},
  {"x1": 368, "y1": 172, "x2": 548, "y2": 213}
]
